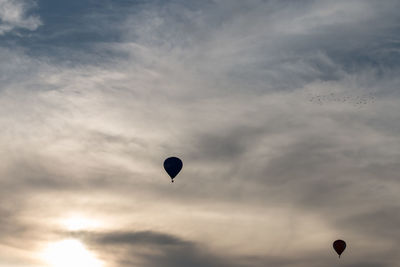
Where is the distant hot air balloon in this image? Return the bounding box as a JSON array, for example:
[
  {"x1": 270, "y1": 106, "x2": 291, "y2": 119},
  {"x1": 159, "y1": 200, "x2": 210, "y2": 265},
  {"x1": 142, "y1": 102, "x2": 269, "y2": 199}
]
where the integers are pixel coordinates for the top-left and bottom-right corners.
[
  {"x1": 333, "y1": 240, "x2": 346, "y2": 258},
  {"x1": 163, "y1": 157, "x2": 183, "y2": 183}
]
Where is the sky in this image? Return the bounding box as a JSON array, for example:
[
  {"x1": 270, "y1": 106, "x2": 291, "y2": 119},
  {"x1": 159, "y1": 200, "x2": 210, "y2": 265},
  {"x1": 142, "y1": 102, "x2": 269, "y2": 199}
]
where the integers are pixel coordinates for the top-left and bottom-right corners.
[{"x1": 0, "y1": 0, "x2": 400, "y2": 266}]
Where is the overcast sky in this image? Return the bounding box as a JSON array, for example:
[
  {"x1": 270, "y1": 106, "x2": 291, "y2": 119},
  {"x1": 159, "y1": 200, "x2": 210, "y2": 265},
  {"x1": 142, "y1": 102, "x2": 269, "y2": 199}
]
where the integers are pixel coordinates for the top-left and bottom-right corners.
[{"x1": 1, "y1": 0, "x2": 400, "y2": 266}]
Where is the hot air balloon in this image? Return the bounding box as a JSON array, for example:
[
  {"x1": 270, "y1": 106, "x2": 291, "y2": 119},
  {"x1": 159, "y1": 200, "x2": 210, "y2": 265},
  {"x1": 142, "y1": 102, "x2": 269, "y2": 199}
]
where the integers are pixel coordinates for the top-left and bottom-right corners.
[
  {"x1": 163, "y1": 157, "x2": 183, "y2": 183},
  {"x1": 333, "y1": 239, "x2": 346, "y2": 258}
]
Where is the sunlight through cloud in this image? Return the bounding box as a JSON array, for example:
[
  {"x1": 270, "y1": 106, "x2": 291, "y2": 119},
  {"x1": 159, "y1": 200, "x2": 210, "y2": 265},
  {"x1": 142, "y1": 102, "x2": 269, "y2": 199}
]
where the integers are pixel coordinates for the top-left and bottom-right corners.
[
  {"x1": 61, "y1": 215, "x2": 101, "y2": 231},
  {"x1": 41, "y1": 239, "x2": 103, "y2": 267}
]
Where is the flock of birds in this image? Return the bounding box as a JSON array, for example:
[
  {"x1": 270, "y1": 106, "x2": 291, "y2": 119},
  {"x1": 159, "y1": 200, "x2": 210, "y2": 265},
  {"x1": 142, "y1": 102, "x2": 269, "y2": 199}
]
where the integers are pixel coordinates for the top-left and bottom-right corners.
[
  {"x1": 163, "y1": 157, "x2": 347, "y2": 258},
  {"x1": 308, "y1": 92, "x2": 376, "y2": 107}
]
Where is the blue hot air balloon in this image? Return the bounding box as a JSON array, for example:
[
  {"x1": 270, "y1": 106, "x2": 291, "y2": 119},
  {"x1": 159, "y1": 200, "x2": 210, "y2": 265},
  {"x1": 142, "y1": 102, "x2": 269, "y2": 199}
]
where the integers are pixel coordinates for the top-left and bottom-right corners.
[{"x1": 163, "y1": 157, "x2": 183, "y2": 183}]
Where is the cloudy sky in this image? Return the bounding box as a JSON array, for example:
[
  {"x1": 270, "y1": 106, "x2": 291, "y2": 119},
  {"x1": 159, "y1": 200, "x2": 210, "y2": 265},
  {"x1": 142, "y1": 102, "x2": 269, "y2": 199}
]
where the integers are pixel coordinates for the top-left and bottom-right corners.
[{"x1": 1, "y1": 0, "x2": 400, "y2": 266}]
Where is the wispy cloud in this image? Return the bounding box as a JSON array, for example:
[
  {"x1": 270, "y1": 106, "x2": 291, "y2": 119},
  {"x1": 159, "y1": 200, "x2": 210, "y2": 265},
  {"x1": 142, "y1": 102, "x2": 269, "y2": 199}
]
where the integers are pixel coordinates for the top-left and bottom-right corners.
[{"x1": 0, "y1": 0, "x2": 41, "y2": 34}]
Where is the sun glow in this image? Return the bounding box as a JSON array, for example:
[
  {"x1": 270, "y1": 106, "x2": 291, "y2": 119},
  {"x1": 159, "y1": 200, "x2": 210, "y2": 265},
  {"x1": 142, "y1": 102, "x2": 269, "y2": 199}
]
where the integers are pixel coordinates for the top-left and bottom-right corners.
[
  {"x1": 42, "y1": 239, "x2": 103, "y2": 267},
  {"x1": 62, "y1": 216, "x2": 101, "y2": 231}
]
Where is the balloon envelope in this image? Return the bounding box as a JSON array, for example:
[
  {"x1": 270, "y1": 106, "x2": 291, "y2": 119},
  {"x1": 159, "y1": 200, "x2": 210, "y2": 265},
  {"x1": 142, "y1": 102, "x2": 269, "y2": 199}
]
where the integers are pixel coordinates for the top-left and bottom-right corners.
[
  {"x1": 163, "y1": 157, "x2": 183, "y2": 179},
  {"x1": 333, "y1": 240, "x2": 346, "y2": 258}
]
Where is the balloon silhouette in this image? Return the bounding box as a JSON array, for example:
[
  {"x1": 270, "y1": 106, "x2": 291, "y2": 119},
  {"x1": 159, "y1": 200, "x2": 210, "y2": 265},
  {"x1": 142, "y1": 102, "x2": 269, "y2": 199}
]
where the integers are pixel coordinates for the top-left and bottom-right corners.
[
  {"x1": 333, "y1": 240, "x2": 346, "y2": 258},
  {"x1": 163, "y1": 157, "x2": 183, "y2": 183}
]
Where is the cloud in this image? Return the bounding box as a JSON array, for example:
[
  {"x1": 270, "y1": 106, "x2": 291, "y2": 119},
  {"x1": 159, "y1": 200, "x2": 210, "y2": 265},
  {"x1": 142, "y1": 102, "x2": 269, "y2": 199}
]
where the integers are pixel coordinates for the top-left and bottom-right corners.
[
  {"x1": 71, "y1": 230, "x2": 236, "y2": 267},
  {"x1": 80, "y1": 230, "x2": 298, "y2": 267},
  {"x1": 0, "y1": 0, "x2": 41, "y2": 34},
  {"x1": 0, "y1": 0, "x2": 400, "y2": 266}
]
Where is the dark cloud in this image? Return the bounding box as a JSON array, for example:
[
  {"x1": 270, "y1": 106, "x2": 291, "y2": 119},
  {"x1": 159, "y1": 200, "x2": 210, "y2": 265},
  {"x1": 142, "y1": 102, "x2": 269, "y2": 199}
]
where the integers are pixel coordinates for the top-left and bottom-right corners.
[
  {"x1": 82, "y1": 230, "x2": 243, "y2": 267},
  {"x1": 77, "y1": 230, "x2": 311, "y2": 267},
  {"x1": 94, "y1": 230, "x2": 191, "y2": 246}
]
